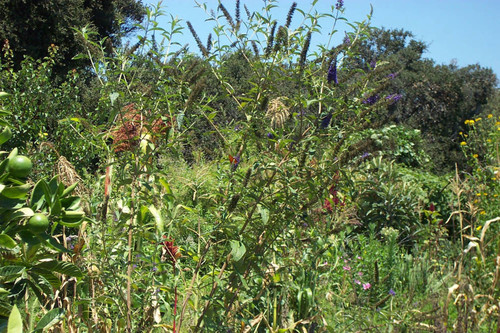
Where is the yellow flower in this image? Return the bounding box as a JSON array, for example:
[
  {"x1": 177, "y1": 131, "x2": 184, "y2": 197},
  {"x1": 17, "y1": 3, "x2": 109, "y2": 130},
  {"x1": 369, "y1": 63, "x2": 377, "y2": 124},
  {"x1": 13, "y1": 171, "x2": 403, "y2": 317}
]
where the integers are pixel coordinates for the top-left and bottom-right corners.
[
  {"x1": 476, "y1": 225, "x2": 482, "y2": 231},
  {"x1": 460, "y1": 141, "x2": 467, "y2": 146},
  {"x1": 468, "y1": 120, "x2": 475, "y2": 125},
  {"x1": 464, "y1": 120, "x2": 469, "y2": 125},
  {"x1": 487, "y1": 114, "x2": 493, "y2": 118},
  {"x1": 496, "y1": 121, "x2": 500, "y2": 126},
  {"x1": 487, "y1": 139, "x2": 492, "y2": 142},
  {"x1": 479, "y1": 211, "x2": 486, "y2": 215},
  {"x1": 476, "y1": 193, "x2": 481, "y2": 196},
  {"x1": 473, "y1": 154, "x2": 478, "y2": 158},
  {"x1": 483, "y1": 193, "x2": 488, "y2": 196},
  {"x1": 475, "y1": 117, "x2": 481, "y2": 122},
  {"x1": 459, "y1": 131, "x2": 463, "y2": 135}
]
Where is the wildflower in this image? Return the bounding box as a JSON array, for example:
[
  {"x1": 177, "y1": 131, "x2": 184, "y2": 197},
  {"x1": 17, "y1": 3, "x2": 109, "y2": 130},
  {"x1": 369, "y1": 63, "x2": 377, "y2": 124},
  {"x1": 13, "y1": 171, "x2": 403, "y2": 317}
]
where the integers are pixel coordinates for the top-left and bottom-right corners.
[
  {"x1": 335, "y1": 0, "x2": 344, "y2": 10},
  {"x1": 473, "y1": 154, "x2": 478, "y2": 158},
  {"x1": 429, "y1": 203, "x2": 435, "y2": 212},
  {"x1": 475, "y1": 117, "x2": 482, "y2": 122},
  {"x1": 387, "y1": 73, "x2": 398, "y2": 79},
  {"x1": 389, "y1": 289, "x2": 396, "y2": 296},
  {"x1": 162, "y1": 237, "x2": 181, "y2": 264},
  {"x1": 320, "y1": 113, "x2": 333, "y2": 128},
  {"x1": 354, "y1": 279, "x2": 361, "y2": 285},
  {"x1": 362, "y1": 94, "x2": 379, "y2": 105},
  {"x1": 460, "y1": 141, "x2": 467, "y2": 146},
  {"x1": 229, "y1": 154, "x2": 240, "y2": 171},
  {"x1": 487, "y1": 114, "x2": 493, "y2": 118},
  {"x1": 327, "y1": 59, "x2": 338, "y2": 84},
  {"x1": 285, "y1": 2, "x2": 297, "y2": 28},
  {"x1": 266, "y1": 132, "x2": 274, "y2": 139},
  {"x1": 386, "y1": 93, "x2": 402, "y2": 103},
  {"x1": 324, "y1": 198, "x2": 333, "y2": 213},
  {"x1": 361, "y1": 152, "x2": 371, "y2": 160},
  {"x1": 358, "y1": 271, "x2": 363, "y2": 276},
  {"x1": 343, "y1": 33, "x2": 351, "y2": 45},
  {"x1": 362, "y1": 283, "x2": 371, "y2": 290},
  {"x1": 343, "y1": 265, "x2": 351, "y2": 271},
  {"x1": 369, "y1": 59, "x2": 376, "y2": 69}
]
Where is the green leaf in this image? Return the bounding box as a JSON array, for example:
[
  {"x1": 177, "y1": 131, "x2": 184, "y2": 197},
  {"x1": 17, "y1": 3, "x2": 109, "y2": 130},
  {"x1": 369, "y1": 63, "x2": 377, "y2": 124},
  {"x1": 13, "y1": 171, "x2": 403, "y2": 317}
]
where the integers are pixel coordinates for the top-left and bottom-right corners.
[
  {"x1": 0, "y1": 266, "x2": 25, "y2": 279},
  {"x1": 30, "y1": 179, "x2": 48, "y2": 211},
  {"x1": 0, "y1": 126, "x2": 12, "y2": 145},
  {"x1": 0, "y1": 234, "x2": 17, "y2": 249},
  {"x1": 61, "y1": 182, "x2": 78, "y2": 198},
  {"x1": 229, "y1": 240, "x2": 246, "y2": 262},
  {"x1": 258, "y1": 205, "x2": 269, "y2": 224},
  {"x1": 33, "y1": 308, "x2": 65, "y2": 331},
  {"x1": 2, "y1": 184, "x2": 31, "y2": 199},
  {"x1": 148, "y1": 205, "x2": 164, "y2": 233},
  {"x1": 34, "y1": 260, "x2": 83, "y2": 278},
  {"x1": 7, "y1": 304, "x2": 22, "y2": 333},
  {"x1": 8, "y1": 207, "x2": 34, "y2": 222}
]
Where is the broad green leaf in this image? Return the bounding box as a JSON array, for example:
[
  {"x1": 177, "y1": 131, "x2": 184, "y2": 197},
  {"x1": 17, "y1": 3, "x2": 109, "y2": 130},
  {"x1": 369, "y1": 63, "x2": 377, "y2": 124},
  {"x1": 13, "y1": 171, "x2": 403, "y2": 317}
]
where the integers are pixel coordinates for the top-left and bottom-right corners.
[
  {"x1": 0, "y1": 234, "x2": 17, "y2": 249},
  {"x1": 8, "y1": 207, "x2": 34, "y2": 222},
  {"x1": 33, "y1": 308, "x2": 65, "y2": 331},
  {"x1": 258, "y1": 205, "x2": 269, "y2": 224},
  {"x1": 7, "y1": 304, "x2": 22, "y2": 333},
  {"x1": 0, "y1": 266, "x2": 25, "y2": 279},
  {"x1": 0, "y1": 126, "x2": 12, "y2": 145},
  {"x1": 229, "y1": 240, "x2": 246, "y2": 262},
  {"x1": 30, "y1": 179, "x2": 48, "y2": 211},
  {"x1": 61, "y1": 182, "x2": 78, "y2": 198},
  {"x1": 148, "y1": 205, "x2": 164, "y2": 233},
  {"x1": 2, "y1": 184, "x2": 31, "y2": 199},
  {"x1": 35, "y1": 260, "x2": 83, "y2": 278}
]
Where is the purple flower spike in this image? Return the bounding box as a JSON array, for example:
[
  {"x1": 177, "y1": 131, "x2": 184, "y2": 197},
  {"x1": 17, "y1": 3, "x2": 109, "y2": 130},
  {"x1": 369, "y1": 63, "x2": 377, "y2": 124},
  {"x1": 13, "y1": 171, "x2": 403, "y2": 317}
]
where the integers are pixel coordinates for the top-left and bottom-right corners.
[
  {"x1": 266, "y1": 132, "x2": 274, "y2": 139},
  {"x1": 363, "y1": 94, "x2": 379, "y2": 105},
  {"x1": 335, "y1": 0, "x2": 344, "y2": 10},
  {"x1": 387, "y1": 73, "x2": 398, "y2": 79},
  {"x1": 389, "y1": 289, "x2": 396, "y2": 296},
  {"x1": 320, "y1": 113, "x2": 333, "y2": 129},
  {"x1": 386, "y1": 93, "x2": 402, "y2": 103},
  {"x1": 327, "y1": 59, "x2": 338, "y2": 84}
]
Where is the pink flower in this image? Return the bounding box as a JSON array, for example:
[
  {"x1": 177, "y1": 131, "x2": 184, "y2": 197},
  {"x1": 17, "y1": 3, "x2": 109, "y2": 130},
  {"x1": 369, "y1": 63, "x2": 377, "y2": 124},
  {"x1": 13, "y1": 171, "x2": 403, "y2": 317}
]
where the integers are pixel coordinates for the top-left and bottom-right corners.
[
  {"x1": 343, "y1": 265, "x2": 351, "y2": 271},
  {"x1": 354, "y1": 279, "x2": 361, "y2": 285},
  {"x1": 363, "y1": 283, "x2": 371, "y2": 290}
]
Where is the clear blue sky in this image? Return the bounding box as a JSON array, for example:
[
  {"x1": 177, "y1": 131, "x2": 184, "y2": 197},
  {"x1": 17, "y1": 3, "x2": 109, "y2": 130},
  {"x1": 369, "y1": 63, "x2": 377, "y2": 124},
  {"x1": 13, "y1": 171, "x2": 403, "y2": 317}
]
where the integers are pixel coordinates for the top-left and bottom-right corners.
[{"x1": 139, "y1": 0, "x2": 500, "y2": 78}]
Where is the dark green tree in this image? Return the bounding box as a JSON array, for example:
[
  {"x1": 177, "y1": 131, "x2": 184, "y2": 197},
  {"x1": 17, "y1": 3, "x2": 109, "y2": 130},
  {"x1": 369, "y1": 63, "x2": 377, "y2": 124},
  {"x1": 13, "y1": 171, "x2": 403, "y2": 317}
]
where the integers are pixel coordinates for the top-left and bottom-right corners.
[
  {"x1": 0, "y1": 0, "x2": 145, "y2": 75},
  {"x1": 351, "y1": 28, "x2": 497, "y2": 172}
]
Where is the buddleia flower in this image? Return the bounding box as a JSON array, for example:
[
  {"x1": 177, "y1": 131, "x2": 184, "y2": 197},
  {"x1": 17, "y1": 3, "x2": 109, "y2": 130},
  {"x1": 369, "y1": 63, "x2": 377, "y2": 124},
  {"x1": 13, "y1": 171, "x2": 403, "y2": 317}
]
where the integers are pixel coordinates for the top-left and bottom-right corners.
[
  {"x1": 327, "y1": 58, "x2": 338, "y2": 84},
  {"x1": 285, "y1": 2, "x2": 297, "y2": 28}
]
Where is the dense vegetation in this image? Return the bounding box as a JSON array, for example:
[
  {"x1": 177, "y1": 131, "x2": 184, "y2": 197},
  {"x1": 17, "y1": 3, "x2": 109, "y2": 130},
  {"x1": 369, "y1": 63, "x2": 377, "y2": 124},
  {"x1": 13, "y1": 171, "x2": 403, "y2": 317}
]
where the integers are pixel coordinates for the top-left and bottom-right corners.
[{"x1": 0, "y1": 1, "x2": 498, "y2": 332}]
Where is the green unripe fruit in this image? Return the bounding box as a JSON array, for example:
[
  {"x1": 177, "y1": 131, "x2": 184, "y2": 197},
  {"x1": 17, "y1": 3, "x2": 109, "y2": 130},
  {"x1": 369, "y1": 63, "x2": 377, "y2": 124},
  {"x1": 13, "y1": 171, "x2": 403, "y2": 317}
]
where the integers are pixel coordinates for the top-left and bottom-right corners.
[
  {"x1": 27, "y1": 213, "x2": 49, "y2": 234},
  {"x1": 8, "y1": 155, "x2": 33, "y2": 178}
]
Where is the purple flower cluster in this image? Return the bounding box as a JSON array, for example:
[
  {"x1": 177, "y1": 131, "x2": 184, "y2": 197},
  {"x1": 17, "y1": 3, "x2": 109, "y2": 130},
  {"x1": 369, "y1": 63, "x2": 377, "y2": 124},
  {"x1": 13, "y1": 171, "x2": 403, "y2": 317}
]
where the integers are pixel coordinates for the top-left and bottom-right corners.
[
  {"x1": 387, "y1": 73, "x2": 398, "y2": 80},
  {"x1": 320, "y1": 113, "x2": 333, "y2": 128},
  {"x1": 362, "y1": 94, "x2": 379, "y2": 105},
  {"x1": 327, "y1": 59, "x2": 338, "y2": 84},
  {"x1": 343, "y1": 34, "x2": 351, "y2": 46},
  {"x1": 386, "y1": 93, "x2": 402, "y2": 103},
  {"x1": 335, "y1": 0, "x2": 344, "y2": 10}
]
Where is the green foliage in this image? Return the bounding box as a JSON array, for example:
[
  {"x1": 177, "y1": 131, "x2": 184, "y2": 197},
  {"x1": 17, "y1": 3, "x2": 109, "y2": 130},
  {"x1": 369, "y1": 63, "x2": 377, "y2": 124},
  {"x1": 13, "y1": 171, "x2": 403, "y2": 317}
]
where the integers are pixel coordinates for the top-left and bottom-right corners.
[
  {"x1": 0, "y1": 1, "x2": 498, "y2": 331},
  {"x1": 0, "y1": 92, "x2": 85, "y2": 331},
  {"x1": 0, "y1": 0, "x2": 146, "y2": 76}
]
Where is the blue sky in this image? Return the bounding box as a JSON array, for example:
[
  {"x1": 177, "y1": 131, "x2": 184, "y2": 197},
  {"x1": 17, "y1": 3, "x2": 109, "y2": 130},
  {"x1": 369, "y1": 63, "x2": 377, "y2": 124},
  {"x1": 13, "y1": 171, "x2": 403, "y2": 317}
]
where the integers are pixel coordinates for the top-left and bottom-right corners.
[{"x1": 139, "y1": 0, "x2": 500, "y2": 78}]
